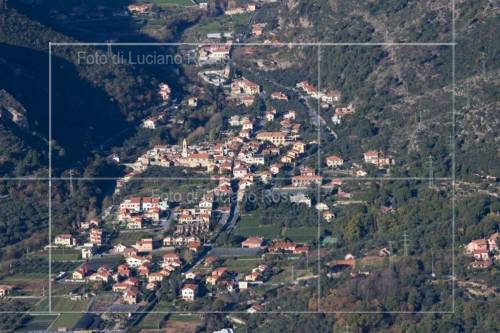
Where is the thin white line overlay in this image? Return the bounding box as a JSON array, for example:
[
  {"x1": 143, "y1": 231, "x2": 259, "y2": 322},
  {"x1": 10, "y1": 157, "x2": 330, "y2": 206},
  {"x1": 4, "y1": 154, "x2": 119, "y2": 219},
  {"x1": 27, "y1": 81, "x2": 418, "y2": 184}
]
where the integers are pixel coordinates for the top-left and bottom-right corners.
[
  {"x1": 451, "y1": 0, "x2": 457, "y2": 314},
  {"x1": 48, "y1": 43, "x2": 53, "y2": 312},
  {"x1": 1, "y1": 177, "x2": 454, "y2": 181},
  {"x1": 50, "y1": 42, "x2": 455, "y2": 46},
  {"x1": 317, "y1": 45, "x2": 322, "y2": 312}
]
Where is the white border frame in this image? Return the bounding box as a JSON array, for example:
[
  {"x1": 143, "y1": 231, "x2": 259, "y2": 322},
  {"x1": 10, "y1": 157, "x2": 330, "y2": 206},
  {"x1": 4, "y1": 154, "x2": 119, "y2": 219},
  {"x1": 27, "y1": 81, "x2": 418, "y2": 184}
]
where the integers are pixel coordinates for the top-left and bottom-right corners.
[{"x1": 45, "y1": 40, "x2": 456, "y2": 315}]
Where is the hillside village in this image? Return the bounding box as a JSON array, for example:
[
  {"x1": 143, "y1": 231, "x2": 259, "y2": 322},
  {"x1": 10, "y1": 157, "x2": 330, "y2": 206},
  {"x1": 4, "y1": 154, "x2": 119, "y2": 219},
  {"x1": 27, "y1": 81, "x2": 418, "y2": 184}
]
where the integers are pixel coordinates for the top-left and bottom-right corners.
[
  {"x1": 2, "y1": 8, "x2": 465, "y2": 331},
  {"x1": 0, "y1": 0, "x2": 498, "y2": 332},
  {"x1": 41, "y1": 25, "x2": 409, "y2": 326}
]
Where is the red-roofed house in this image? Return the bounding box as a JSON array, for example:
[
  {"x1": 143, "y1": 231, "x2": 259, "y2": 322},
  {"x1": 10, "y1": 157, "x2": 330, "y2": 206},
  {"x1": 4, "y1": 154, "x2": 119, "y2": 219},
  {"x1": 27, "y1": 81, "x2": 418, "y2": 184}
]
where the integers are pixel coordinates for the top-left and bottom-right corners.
[
  {"x1": 207, "y1": 267, "x2": 228, "y2": 285},
  {"x1": 296, "y1": 81, "x2": 317, "y2": 96},
  {"x1": 128, "y1": 3, "x2": 153, "y2": 14},
  {"x1": 469, "y1": 239, "x2": 488, "y2": 252},
  {"x1": 134, "y1": 238, "x2": 154, "y2": 252},
  {"x1": 293, "y1": 245, "x2": 310, "y2": 254},
  {"x1": 72, "y1": 264, "x2": 89, "y2": 280},
  {"x1": 89, "y1": 228, "x2": 103, "y2": 246},
  {"x1": 256, "y1": 131, "x2": 287, "y2": 146},
  {"x1": 241, "y1": 237, "x2": 264, "y2": 249},
  {"x1": 270, "y1": 92, "x2": 288, "y2": 101},
  {"x1": 54, "y1": 233, "x2": 76, "y2": 247},
  {"x1": 231, "y1": 77, "x2": 260, "y2": 96},
  {"x1": 473, "y1": 249, "x2": 489, "y2": 261},
  {"x1": 181, "y1": 283, "x2": 199, "y2": 301},
  {"x1": 326, "y1": 155, "x2": 344, "y2": 168},
  {"x1": 123, "y1": 286, "x2": 139, "y2": 304},
  {"x1": 187, "y1": 240, "x2": 202, "y2": 252},
  {"x1": 117, "y1": 264, "x2": 131, "y2": 278},
  {"x1": 113, "y1": 278, "x2": 139, "y2": 292},
  {"x1": 292, "y1": 175, "x2": 323, "y2": 187},
  {"x1": 0, "y1": 285, "x2": 13, "y2": 297}
]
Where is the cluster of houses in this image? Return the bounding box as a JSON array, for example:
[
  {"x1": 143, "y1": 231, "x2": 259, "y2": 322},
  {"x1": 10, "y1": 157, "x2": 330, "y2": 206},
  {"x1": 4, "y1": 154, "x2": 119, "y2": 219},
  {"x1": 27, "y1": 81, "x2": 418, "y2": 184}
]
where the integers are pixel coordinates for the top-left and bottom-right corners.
[
  {"x1": 65, "y1": 235, "x2": 311, "y2": 305},
  {"x1": 363, "y1": 150, "x2": 395, "y2": 169},
  {"x1": 175, "y1": 202, "x2": 213, "y2": 237},
  {"x1": 224, "y1": 3, "x2": 256, "y2": 16},
  {"x1": 64, "y1": 236, "x2": 280, "y2": 304},
  {"x1": 291, "y1": 166, "x2": 323, "y2": 188},
  {"x1": 107, "y1": 79, "x2": 358, "y2": 252},
  {"x1": 248, "y1": 109, "x2": 308, "y2": 167},
  {"x1": 296, "y1": 80, "x2": 341, "y2": 106},
  {"x1": 69, "y1": 237, "x2": 193, "y2": 304},
  {"x1": 226, "y1": 110, "x2": 317, "y2": 188},
  {"x1": 257, "y1": 109, "x2": 301, "y2": 145},
  {"x1": 200, "y1": 52, "x2": 391, "y2": 177},
  {"x1": 229, "y1": 77, "x2": 261, "y2": 106},
  {"x1": 179, "y1": 257, "x2": 270, "y2": 302},
  {"x1": 102, "y1": 104, "x2": 317, "y2": 256},
  {"x1": 241, "y1": 236, "x2": 309, "y2": 255},
  {"x1": 170, "y1": 237, "x2": 311, "y2": 301},
  {"x1": 170, "y1": 179, "x2": 228, "y2": 237},
  {"x1": 125, "y1": 137, "x2": 237, "y2": 174},
  {"x1": 119, "y1": 90, "x2": 315, "y2": 196},
  {"x1": 50, "y1": 24, "x2": 405, "y2": 313},
  {"x1": 53, "y1": 219, "x2": 107, "y2": 259},
  {"x1": 127, "y1": 3, "x2": 153, "y2": 15},
  {"x1": 325, "y1": 150, "x2": 394, "y2": 172},
  {"x1": 198, "y1": 44, "x2": 232, "y2": 64},
  {"x1": 118, "y1": 196, "x2": 169, "y2": 229},
  {"x1": 331, "y1": 104, "x2": 355, "y2": 124},
  {"x1": 465, "y1": 232, "x2": 499, "y2": 269},
  {"x1": 163, "y1": 235, "x2": 202, "y2": 251},
  {"x1": 41, "y1": 0, "x2": 425, "y2": 321}
]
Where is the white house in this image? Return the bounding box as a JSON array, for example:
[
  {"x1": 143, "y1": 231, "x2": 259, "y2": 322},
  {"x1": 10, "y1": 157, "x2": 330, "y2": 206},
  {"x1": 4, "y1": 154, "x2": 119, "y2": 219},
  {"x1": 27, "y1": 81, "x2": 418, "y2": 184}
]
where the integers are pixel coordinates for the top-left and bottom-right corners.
[
  {"x1": 181, "y1": 284, "x2": 198, "y2": 301},
  {"x1": 81, "y1": 243, "x2": 95, "y2": 259},
  {"x1": 126, "y1": 255, "x2": 150, "y2": 268},
  {"x1": 326, "y1": 155, "x2": 344, "y2": 168},
  {"x1": 54, "y1": 234, "x2": 76, "y2": 247}
]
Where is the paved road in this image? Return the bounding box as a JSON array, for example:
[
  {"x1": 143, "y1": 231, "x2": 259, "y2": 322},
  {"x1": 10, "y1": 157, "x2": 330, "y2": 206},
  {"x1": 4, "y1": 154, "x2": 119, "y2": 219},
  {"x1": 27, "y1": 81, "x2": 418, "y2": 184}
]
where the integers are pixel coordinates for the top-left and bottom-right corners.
[
  {"x1": 238, "y1": 5, "x2": 258, "y2": 41},
  {"x1": 186, "y1": 184, "x2": 240, "y2": 271}
]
